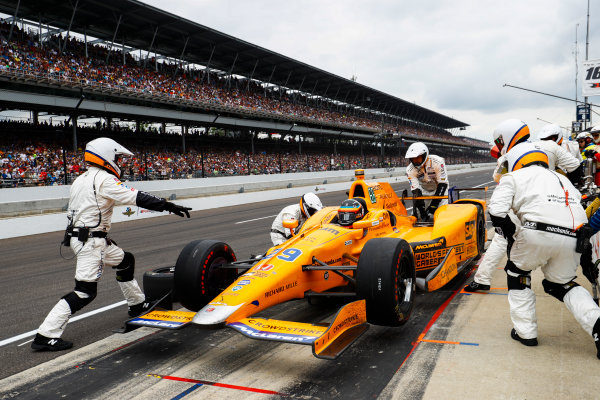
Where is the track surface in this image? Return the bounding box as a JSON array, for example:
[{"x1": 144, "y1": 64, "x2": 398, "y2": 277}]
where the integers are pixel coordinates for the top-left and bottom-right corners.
[{"x1": 0, "y1": 168, "x2": 495, "y2": 399}]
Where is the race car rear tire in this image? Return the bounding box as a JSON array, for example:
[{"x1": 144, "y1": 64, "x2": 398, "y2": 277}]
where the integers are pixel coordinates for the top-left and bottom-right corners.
[
  {"x1": 174, "y1": 240, "x2": 237, "y2": 312},
  {"x1": 475, "y1": 206, "x2": 485, "y2": 257},
  {"x1": 356, "y1": 238, "x2": 416, "y2": 326},
  {"x1": 143, "y1": 266, "x2": 177, "y2": 308}
]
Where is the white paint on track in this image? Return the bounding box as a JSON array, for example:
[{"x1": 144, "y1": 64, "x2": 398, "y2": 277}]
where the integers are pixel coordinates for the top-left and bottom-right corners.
[
  {"x1": 0, "y1": 300, "x2": 126, "y2": 348},
  {"x1": 235, "y1": 214, "x2": 278, "y2": 224}
]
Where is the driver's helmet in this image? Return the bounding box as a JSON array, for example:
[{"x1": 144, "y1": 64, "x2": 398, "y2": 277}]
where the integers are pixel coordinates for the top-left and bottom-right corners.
[
  {"x1": 85, "y1": 137, "x2": 133, "y2": 178},
  {"x1": 493, "y1": 119, "x2": 530, "y2": 154},
  {"x1": 538, "y1": 124, "x2": 563, "y2": 145},
  {"x1": 300, "y1": 192, "x2": 323, "y2": 218},
  {"x1": 505, "y1": 142, "x2": 549, "y2": 173},
  {"x1": 337, "y1": 198, "x2": 366, "y2": 226},
  {"x1": 405, "y1": 142, "x2": 429, "y2": 168}
]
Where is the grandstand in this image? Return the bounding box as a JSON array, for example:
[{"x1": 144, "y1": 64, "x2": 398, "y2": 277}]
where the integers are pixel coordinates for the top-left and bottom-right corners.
[{"x1": 0, "y1": 0, "x2": 490, "y2": 187}]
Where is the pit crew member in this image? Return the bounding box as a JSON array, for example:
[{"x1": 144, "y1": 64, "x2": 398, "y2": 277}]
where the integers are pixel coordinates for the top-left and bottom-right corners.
[
  {"x1": 489, "y1": 141, "x2": 600, "y2": 357},
  {"x1": 466, "y1": 120, "x2": 581, "y2": 292},
  {"x1": 32, "y1": 138, "x2": 192, "y2": 351},
  {"x1": 405, "y1": 142, "x2": 448, "y2": 221},
  {"x1": 538, "y1": 123, "x2": 582, "y2": 163},
  {"x1": 270, "y1": 192, "x2": 323, "y2": 246}
]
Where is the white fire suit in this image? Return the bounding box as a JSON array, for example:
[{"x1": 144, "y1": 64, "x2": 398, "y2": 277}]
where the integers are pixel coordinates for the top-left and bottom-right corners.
[
  {"x1": 477, "y1": 142, "x2": 581, "y2": 286},
  {"x1": 271, "y1": 204, "x2": 306, "y2": 246},
  {"x1": 489, "y1": 165, "x2": 600, "y2": 340},
  {"x1": 406, "y1": 155, "x2": 449, "y2": 208},
  {"x1": 563, "y1": 140, "x2": 583, "y2": 163},
  {"x1": 37, "y1": 167, "x2": 146, "y2": 338}
]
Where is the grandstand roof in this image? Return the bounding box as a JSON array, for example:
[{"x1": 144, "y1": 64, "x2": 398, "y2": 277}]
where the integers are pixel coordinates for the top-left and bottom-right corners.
[{"x1": 0, "y1": 0, "x2": 468, "y2": 130}]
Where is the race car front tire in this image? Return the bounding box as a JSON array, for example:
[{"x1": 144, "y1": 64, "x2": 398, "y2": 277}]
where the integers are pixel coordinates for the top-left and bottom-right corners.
[
  {"x1": 356, "y1": 238, "x2": 416, "y2": 326},
  {"x1": 174, "y1": 240, "x2": 237, "y2": 312}
]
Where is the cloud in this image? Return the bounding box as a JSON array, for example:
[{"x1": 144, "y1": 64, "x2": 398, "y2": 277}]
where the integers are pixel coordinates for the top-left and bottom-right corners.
[{"x1": 142, "y1": 0, "x2": 600, "y2": 141}]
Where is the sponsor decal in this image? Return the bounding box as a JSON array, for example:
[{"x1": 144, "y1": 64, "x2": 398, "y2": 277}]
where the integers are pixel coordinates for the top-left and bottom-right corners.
[
  {"x1": 331, "y1": 314, "x2": 360, "y2": 336},
  {"x1": 251, "y1": 300, "x2": 259, "y2": 306},
  {"x1": 256, "y1": 264, "x2": 274, "y2": 271},
  {"x1": 206, "y1": 307, "x2": 215, "y2": 312},
  {"x1": 324, "y1": 271, "x2": 329, "y2": 280},
  {"x1": 243, "y1": 271, "x2": 269, "y2": 278},
  {"x1": 248, "y1": 319, "x2": 323, "y2": 335},
  {"x1": 319, "y1": 227, "x2": 340, "y2": 235},
  {"x1": 264, "y1": 281, "x2": 298, "y2": 297},
  {"x1": 368, "y1": 187, "x2": 377, "y2": 204},
  {"x1": 122, "y1": 207, "x2": 135, "y2": 217},
  {"x1": 465, "y1": 220, "x2": 475, "y2": 240},
  {"x1": 414, "y1": 248, "x2": 449, "y2": 270},
  {"x1": 229, "y1": 322, "x2": 319, "y2": 343},
  {"x1": 238, "y1": 280, "x2": 251, "y2": 285},
  {"x1": 393, "y1": 227, "x2": 400, "y2": 233},
  {"x1": 411, "y1": 237, "x2": 446, "y2": 252},
  {"x1": 345, "y1": 239, "x2": 352, "y2": 246},
  {"x1": 130, "y1": 319, "x2": 184, "y2": 328},
  {"x1": 232, "y1": 286, "x2": 243, "y2": 292},
  {"x1": 371, "y1": 220, "x2": 380, "y2": 227},
  {"x1": 455, "y1": 244, "x2": 464, "y2": 255}
]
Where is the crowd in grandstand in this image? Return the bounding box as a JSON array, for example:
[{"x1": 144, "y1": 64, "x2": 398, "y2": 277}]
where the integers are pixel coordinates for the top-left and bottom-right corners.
[
  {"x1": 0, "y1": 22, "x2": 487, "y2": 149},
  {"x1": 0, "y1": 121, "x2": 489, "y2": 188}
]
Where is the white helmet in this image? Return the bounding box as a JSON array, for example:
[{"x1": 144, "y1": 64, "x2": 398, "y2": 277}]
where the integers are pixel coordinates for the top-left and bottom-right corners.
[
  {"x1": 405, "y1": 142, "x2": 429, "y2": 167},
  {"x1": 493, "y1": 119, "x2": 530, "y2": 154},
  {"x1": 505, "y1": 142, "x2": 549, "y2": 173},
  {"x1": 538, "y1": 124, "x2": 563, "y2": 145},
  {"x1": 84, "y1": 137, "x2": 133, "y2": 178},
  {"x1": 590, "y1": 125, "x2": 600, "y2": 144},
  {"x1": 577, "y1": 132, "x2": 593, "y2": 142},
  {"x1": 300, "y1": 192, "x2": 323, "y2": 218}
]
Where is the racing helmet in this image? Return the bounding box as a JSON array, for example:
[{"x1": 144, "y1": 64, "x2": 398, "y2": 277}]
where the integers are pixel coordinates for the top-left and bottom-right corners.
[
  {"x1": 337, "y1": 198, "x2": 366, "y2": 226},
  {"x1": 300, "y1": 192, "x2": 323, "y2": 218},
  {"x1": 405, "y1": 142, "x2": 429, "y2": 167},
  {"x1": 590, "y1": 125, "x2": 600, "y2": 144},
  {"x1": 505, "y1": 142, "x2": 549, "y2": 173},
  {"x1": 576, "y1": 132, "x2": 593, "y2": 146},
  {"x1": 538, "y1": 124, "x2": 563, "y2": 145},
  {"x1": 84, "y1": 137, "x2": 133, "y2": 178},
  {"x1": 493, "y1": 119, "x2": 530, "y2": 154}
]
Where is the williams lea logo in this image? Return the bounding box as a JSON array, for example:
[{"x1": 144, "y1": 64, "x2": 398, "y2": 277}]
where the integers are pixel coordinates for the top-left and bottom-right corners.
[{"x1": 122, "y1": 207, "x2": 135, "y2": 217}]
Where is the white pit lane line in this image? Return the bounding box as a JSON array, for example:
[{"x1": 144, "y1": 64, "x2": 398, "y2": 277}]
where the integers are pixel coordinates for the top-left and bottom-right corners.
[
  {"x1": 235, "y1": 214, "x2": 278, "y2": 224},
  {"x1": 1, "y1": 300, "x2": 127, "y2": 348}
]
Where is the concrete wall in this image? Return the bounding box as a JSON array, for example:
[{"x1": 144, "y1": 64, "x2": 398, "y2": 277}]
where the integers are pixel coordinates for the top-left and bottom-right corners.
[{"x1": 0, "y1": 163, "x2": 495, "y2": 218}]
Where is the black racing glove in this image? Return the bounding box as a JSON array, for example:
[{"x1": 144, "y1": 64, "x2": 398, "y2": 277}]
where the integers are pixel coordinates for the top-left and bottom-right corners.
[
  {"x1": 164, "y1": 201, "x2": 192, "y2": 218},
  {"x1": 490, "y1": 214, "x2": 516, "y2": 253},
  {"x1": 585, "y1": 149, "x2": 598, "y2": 159},
  {"x1": 580, "y1": 246, "x2": 599, "y2": 284}
]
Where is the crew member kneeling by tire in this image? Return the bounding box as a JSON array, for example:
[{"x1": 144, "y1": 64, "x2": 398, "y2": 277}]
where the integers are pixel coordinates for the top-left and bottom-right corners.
[
  {"x1": 489, "y1": 141, "x2": 600, "y2": 357},
  {"x1": 32, "y1": 137, "x2": 192, "y2": 352}
]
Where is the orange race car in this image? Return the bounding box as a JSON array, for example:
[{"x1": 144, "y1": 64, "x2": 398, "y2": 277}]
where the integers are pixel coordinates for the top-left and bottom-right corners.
[{"x1": 125, "y1": 170, "x2": 487, "y2": 359}]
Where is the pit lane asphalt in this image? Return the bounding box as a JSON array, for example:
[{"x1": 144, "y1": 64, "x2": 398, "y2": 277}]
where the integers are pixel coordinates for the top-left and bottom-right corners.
[{"x1": 0, "y1": 168, "x2": 495, "y2": 399}]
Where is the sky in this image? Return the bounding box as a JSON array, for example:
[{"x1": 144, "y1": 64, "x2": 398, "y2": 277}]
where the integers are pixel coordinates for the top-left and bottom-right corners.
[{"x1": 141, "y1": 0, "x2": 600, "y2": 143}]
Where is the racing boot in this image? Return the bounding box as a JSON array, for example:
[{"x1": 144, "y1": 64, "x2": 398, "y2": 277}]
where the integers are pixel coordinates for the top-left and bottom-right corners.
[
  {"x1": 511, "y1": 328, "x2": 538, "y2": 347},
  {"x1": 31, "y1": 333, "x2": 73, "y2": 351},
  {"x1": 593, "y1": 318, "x2": 600, "y2": 360},
  {"x1": 464, "y1": 281, "x2": 490, "y2": 292},
  {"x1": 128, "y1": 299, "x2": 158, "y2": 317}
]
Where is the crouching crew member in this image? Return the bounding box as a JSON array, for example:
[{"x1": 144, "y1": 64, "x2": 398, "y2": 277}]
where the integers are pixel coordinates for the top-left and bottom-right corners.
[
  {"x1": 270, "y1": 192, "x2": 323, "y2": 246},
  {"x1": 32, "y1": 137, "x2": 192, "y2": 351},
  {"x1": 488, "y1": 141, "x2": 600, "y2": 358}
]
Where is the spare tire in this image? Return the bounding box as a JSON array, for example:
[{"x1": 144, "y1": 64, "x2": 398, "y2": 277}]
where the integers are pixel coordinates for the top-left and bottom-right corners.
[
  {"x1": 174, "y1": 240, "x2": 237, "y2": 312},
  {"x1": 143, "y1": 266, "x2": 176, "y2": 308}
]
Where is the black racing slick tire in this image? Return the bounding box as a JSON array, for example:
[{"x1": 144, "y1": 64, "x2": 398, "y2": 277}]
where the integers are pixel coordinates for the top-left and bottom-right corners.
[
  {"x1": 174, "y1": 240, "x2": 237, "y2": 312},
  {"x1": 356, "y1": 238, "x2": 416, "y2": 326},
  {"x1": 143, "y1": 266, "x2": 177, "y2": 307},
  {"x1": 475, "y1": 206, "x2": 486, "y2": 257}
]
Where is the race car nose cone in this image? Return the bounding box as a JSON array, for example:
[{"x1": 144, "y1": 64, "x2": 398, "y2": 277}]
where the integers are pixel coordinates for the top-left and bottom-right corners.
[{"x1": 192, "y1": 303, "x2": 244, "y2": 326}]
